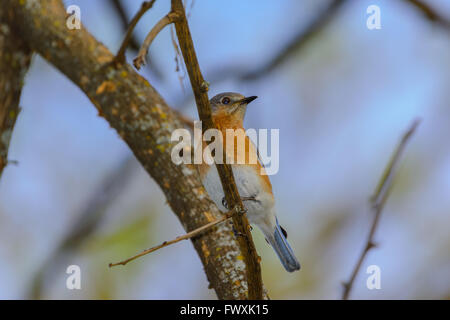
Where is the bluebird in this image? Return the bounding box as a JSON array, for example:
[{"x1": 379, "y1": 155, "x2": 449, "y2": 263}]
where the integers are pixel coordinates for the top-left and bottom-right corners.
[{"x1": 198, "y1": 92, "x2": 300, "y2": 272}]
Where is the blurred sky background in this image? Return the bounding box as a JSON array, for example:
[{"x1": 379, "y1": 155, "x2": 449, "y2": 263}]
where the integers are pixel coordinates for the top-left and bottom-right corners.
[{"x1": 0, "y1": 0, "x2": 449, "y2": 299}]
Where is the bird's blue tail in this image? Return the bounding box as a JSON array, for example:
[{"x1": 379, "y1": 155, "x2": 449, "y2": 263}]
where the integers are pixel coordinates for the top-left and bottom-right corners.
[{"x1": 266, "y1": 221, "x2": 301, "y2": 272}]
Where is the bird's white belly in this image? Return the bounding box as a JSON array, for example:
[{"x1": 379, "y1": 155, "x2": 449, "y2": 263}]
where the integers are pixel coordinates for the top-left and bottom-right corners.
[{"x1": 201, "y1": 165, "x2": 274, "y2": 226}]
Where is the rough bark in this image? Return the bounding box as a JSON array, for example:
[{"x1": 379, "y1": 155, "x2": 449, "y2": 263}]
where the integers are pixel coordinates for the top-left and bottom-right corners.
[
  {"x1": 0, "y1": 4, "x2": 32, "y2": 178},
  {"x1": 5, "y1": 0, "x2": 251, "y2": 299}
]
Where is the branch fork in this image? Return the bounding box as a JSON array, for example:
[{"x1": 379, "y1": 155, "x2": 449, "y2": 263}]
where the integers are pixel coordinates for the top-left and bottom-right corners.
[{"x1": 109, "y1": 209, "x2": 235, "y2": 268}]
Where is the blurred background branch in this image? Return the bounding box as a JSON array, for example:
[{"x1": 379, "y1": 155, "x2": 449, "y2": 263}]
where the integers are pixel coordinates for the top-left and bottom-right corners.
[
  {"x1": 7, "y1": 0, "x2": 250, "y2": 300},
  {"x1": 173, "y1": 0, "x2": 348, "y2": 110},
  {"x1": 204, "y1": 0, "x2": 348, "y2": 86},
  {"x1": 28, "y1": 156, "x2": 137, "y2": 298},
  {"x1": 110, "y1": 0, "x2": 163, "y2": 79},
  {"x1": 202, "y1": 0, "x2": 449, "y2": 88},
  {"x1": 342, "y1": 119, "x2": 421, "y2": 300},
  {"x1": 109, "y1": 208, "x2": 234, "y2": 268}
]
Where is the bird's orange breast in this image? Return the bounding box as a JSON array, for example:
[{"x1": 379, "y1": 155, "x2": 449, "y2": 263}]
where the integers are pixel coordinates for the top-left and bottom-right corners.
[{"x1": 197, "y1": 111, "x2": 273, "y2": 194}]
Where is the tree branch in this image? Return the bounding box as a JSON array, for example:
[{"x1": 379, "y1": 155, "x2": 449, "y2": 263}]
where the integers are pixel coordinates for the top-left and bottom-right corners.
[
  {"x1": 109, "y1": 209, "x2": 234, "y2": 267},
  {"x1": 110, "y1": 0, "x2": 143, "y2": 51},
  {"x1": 170, "y1": 0, "x2": 264, "y2": 299},
  {"x1": 204, "y1": 0, "x2": 347, "y2": 85},
  {"x1": 133, "y1": 12, "x2": 180, "y2": 70},
  {"x1": 8, "y1": 0, "x2": 249, "y2": 300},
  {"x1": 0, "y1": 5, "x2": 32, "y2": 179},
  {"x1": 342, "y1": 119, "x2": 421, "y2": 300},
  {"x1": 114, "y1": 0, "x2": 156, "y2": 64}
]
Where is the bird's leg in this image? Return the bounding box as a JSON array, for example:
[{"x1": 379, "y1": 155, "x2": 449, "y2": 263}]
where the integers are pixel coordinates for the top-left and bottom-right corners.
[{"x1": 229, "y1": 221, "x2": 245, "y2": 237}]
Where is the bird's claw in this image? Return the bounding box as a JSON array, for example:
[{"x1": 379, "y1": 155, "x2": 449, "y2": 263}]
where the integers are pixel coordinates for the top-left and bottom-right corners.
[
  {"x1": 231, "y1": 224, "x2": 245, "y2": 238},
  {"x1": 222, "y1": 197, "x2": 230, "y2": 210}
]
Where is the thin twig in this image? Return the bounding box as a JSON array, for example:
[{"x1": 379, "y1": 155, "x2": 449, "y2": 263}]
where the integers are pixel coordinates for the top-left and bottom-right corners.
[
  {"x1": 114, "y1": 0, "x2": 156, "y2": 64},
  {"x1": 170, "y1": 0, "x2": 264, "y2": 299},
  {"x1": 109, "y1": 210, "x2": 234, "y2": 267},
  {"x1": 133, "y1": 12, "x2": 180, "y2": 70},
  {"x1": 243, "y1": 0, "x2": 347, "y2": 80},
  {"x1": 172, "y1": 108, "x2": 194, "y2": 130},
  {"x1": 110, "y1": 0, "x2": 163, "y2": 78},
  {"x1": 342, "y1": 119, "x2": 421, "y2": 300},
  {"x1": 185, "y1": 0, "x2": 195, "y2": 19}
]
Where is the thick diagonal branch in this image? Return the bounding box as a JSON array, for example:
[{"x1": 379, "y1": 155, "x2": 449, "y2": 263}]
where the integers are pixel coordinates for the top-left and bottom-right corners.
[
  {"x1": 8, "y1": 0, "x2": 248, "y2": 300},
  {"x1": 109, "y1": 209, "x2": 234, "y2": 267}
]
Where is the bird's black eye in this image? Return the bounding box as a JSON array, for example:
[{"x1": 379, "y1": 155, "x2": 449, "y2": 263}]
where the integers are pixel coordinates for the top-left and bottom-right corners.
[{"x1": 222, "y1": 97, "x2": 231, "y2": 105}]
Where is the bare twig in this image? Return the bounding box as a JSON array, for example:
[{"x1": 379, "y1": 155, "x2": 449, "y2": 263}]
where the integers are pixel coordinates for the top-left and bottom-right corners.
[
  {"x1": 342, "y1": 119, "x2": 421, "y2": 300},
  {"x1": 115, "y1": 0, "x2": 156, "y2": 64},
  {"x1": 172, "y1": 108, "x2": 194, "y2": 130},
  {"x1": 133, "y1": 12, "x2": 180, "y2": 70},
  {"x1": 404, "y1": 0, "x2": 450, "y2": 30},
  {"x1": 185, "y1": 0, "x2": 196, "y2": 19},
  {"x1": 170, "y1": 0, "x2": 264, "y2": 299},
  {"x1": 110, "y1": 0, "x2": 140, "y2": 51},
  {"x1": 171, "y1": 25, "x2": 186, "y2": 92},
  {"x1": 109, "y1": 209, "x2": 234, "y2": 267}
]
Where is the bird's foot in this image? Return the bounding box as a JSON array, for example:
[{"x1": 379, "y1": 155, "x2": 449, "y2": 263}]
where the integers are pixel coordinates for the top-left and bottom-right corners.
[
  {"x1": 222, "y1": 195, "x2": 259, "y2": 210},
  {"x1": 241, "y1": 195, "x2": 258, "y2": 203},
  {"x1": 229, "y1": 222, "x2": 245, "y2": 238}
]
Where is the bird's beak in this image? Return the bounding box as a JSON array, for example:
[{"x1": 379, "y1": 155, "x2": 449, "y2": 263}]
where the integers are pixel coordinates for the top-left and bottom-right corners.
[{"x1": 239, "y1": 96, "x2": 258, "y2": 105}]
